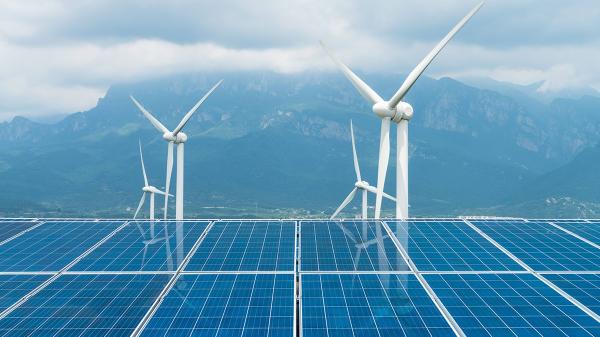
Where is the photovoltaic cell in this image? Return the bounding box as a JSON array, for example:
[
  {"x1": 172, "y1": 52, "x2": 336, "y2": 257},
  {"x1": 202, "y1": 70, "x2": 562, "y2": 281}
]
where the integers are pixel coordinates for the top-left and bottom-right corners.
[
  {"x1": 553, "y1": 222, "x2": 600, "y2": 246},
  {"x1": 300, "y1": 221, "x2": 408, "y2": 272},
  {"x1": 385, "y1": 221, "x2": 524, "y2": 271},
  {"x1": 426, "y1": 273, "x2": 600, "y2": 337},
  {"x1": 0, "y1": 221, "x2": 124, "y2": 272},
  {"x1": 0, "y1": 221, "x2": 40, "y2": 242},
  {"x1": 186, "y1": 221, "x2": 295, "y2": 272},
  {"x1": 0, "y1": 274, "x2": 50, "y2": 312},
  {"x1": 544, "y1": 274, "x2": 600, "y2": 316},
  {"x1": 472, "y1": 221, "x2": 600, "y2": 271},
  {"x1": 0, "y1": 273, "x2": 170, "y2": 337},
  {"x1": 302, "y1": 274, "x2": 454, "y2": 337},
  {"x1": 70, "y1": 221, "x2": 209, "y2": 272},
  {"x1": 140, "y1": 273, "x2": 295, "y2": 337}
]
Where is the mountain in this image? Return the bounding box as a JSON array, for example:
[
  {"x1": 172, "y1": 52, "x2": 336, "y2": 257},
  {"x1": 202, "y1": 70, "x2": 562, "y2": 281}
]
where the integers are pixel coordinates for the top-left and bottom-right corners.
[{"x1": 1, "y1": 72, "x2": 600, "y2": 218}]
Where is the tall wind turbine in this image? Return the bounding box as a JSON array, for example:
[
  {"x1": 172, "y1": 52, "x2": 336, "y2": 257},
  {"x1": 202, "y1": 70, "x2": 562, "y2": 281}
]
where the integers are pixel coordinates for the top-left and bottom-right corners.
[
  {"x1": 130, "y1": 80, "x2": 223, "y2": 220},
  {"x1": 134, "y1": 141, "x2": 172, "y2": 220},
  {"x1": 322, "y1": 2, "x2": 483, "y2": 219},
  {"x1": 331, "y1": 121, "x2": 396, "y2": 219}
]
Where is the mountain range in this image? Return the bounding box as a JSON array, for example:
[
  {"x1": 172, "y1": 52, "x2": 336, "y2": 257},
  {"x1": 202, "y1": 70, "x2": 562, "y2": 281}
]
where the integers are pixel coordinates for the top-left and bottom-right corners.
[{"x1": 1, "y1": 71, "x2": 599, "y2": 218}]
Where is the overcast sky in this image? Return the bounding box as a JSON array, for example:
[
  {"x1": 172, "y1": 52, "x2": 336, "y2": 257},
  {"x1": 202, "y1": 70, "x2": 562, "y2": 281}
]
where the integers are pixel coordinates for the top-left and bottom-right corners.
[{"x1": 1, "y1": 0, "x2": 599, "y2": 121}]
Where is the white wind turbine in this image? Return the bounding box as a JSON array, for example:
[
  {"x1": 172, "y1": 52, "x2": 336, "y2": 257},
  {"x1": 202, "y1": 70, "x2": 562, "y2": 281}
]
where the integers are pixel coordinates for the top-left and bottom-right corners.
[
  {"x1": 134, "y1": 141, "x2": 172, "y2": 220},
  {"x1": 322, "y1": 2, "x2": 483, "y2": 219},
  {"x1": 130, "y1": 80, "x2": 223, "y2": 220},
  {"x1": 331, "y1": 121, "x2": 396, "y2": 219}
]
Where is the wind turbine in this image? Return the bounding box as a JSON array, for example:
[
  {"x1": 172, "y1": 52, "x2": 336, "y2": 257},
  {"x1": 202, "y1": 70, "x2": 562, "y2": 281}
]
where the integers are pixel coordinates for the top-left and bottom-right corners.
[
  {"x1": 322, "y1": 2, "x2": 483, "y2": 219},
  {"x1": 331, "y1": 121, "x2": 396, "y2": 219},
  {"x1": 134, "y1": 141, "x2": 172, "y2": 220},
  {"x1": 130, "y1": 80, "x2": 223, "y2": 220}
]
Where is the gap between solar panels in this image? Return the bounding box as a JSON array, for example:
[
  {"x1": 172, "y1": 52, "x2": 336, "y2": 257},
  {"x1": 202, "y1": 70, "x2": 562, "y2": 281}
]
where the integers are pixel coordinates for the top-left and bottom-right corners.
[
  {"x1": 548, "y1": 221, "x2": 600, "y2": 250},
  {"x1": 0, "y1": 220, "x2": 131, "y2": 320},
  {"x1": 0, "y1": 221, "x2": 46, "y2": 247},
  {"x1": 461, "y1": 218, "x2": 600, "y2": 323},
  {"x1": 130, "y1": 220, "x2": 217, "y2": 337}
]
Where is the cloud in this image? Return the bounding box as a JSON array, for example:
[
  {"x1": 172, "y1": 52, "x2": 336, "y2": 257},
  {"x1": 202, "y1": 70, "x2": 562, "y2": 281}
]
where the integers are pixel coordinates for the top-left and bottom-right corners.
[{"x1": 1, "y1": 0, "x2": 600, "y2": 121}]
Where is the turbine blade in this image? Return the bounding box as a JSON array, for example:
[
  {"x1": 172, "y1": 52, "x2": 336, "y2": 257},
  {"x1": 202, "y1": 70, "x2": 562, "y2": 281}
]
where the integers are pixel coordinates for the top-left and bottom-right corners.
[
  {"x1": 172, "y1": 80, "x2": 223, "y2": 136},
  {"x1": 330, "y1": 187, "x2": 358, "y2": 219},
  {"x1": 139, "y1": 140, "x2": 148, "y2": 187},
  {"x1": 134, "y1": 193, "x2": 146, "y2": 219},
  {"x1": 320, "y1": 41, "x2": 383, "y2": 104},
  {"x1": 374, "y1": 118, "x2": 391, "y2": 218},
  {"x1": 163, "y1": 142, "x2": 174, "y2": 219},
  {"x1": 388, "y1": 2, "x2": 484, "y2": 108},
  {"x1": 350, "y1": 120, "x2": 361, "y2": 181},
  {"x1": 382, "y1": 191, "x2": 397, "y2": 202},
  {"x1": 130, "y1": 95, "x2": 169, "y2": 134},
  {"x1": 365, "y1": 185, "x2": 396, "y2": 202}
]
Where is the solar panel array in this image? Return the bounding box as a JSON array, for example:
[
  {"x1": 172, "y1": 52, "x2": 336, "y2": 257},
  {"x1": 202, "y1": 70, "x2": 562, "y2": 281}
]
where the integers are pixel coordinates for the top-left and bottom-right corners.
[{"x1": 0, "y1": 218, "x2": 597, "y2": 337}]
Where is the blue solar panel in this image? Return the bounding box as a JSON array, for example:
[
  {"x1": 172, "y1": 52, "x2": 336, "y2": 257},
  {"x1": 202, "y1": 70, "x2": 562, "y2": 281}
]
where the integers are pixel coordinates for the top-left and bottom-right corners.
[
  {"x1": 0, "y1": 273, "x2": 170, "y2": 337},
  {"x1": 385, "y1": 220, "x2": 524, "y2": 272},
  {"x1": 0, "y1": 221, "x2": 124, "y2": 272},
  {"x1": 426, "y1": 273, "x2": 600, "y2": 337},
  {"x1": 0, "y1": 221, "x2": 40, "y2": 243},
  {"x1": 70, "y1": 221, "x2": 209, "y2": 272},
  {"x1": 0, "y1": 274, "x2": 50, "y2": 312},
  {"x1": 544, "y1": 274, "x2": 600, "y2": 316},
  {"x1": 186, "y1": 221, "x2": 295, "y2": 272},
  {"x1": 300, "y1": 221, "x2": 408, "y2": 272},
  {"x1": 554, "y1": 222, "x2": 600, "y2": 246},
  {"x1": 472, "y1": 221, "x2": 600, "y2": 271},
  {"x1": 302, "y1": 274, "x2": 454, "y2": 337},
  {"x1": 140, "y1": 273, "x2": 295, "y2": 337}
]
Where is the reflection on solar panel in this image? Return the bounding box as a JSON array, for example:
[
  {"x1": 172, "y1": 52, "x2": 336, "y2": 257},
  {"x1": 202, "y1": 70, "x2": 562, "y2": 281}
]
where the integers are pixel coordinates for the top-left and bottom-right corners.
[
  {"x1": 186, "y1": 221, "x2": 295, "y2": 272},
  {"x1": 0, "y1": 221, "x2": 40, "y2": 243},
  {"x1": 302, "y1": 274, "x2": 454, "y2": 337},
  {"x1": 0, "y1": 273, "x2": 170, "y2": 336},
  {"x1": 71, "y1": 221, "x2": 209, "y2": 272},
  {"x1": 472, "y1": 221, "x2": 600, "y2": 271},
  {"x1": 385, "y1": 221, "x2": 524, "y2": 271},
  {"x1": 426, "y1": 273, "x2": 600, "y2": 337},
  {"x1": 544, "y1": 274, "x2": 600, "y2": 316},
  {"x1": 140, "y1": 274, "x2": 295, "y2": 337},
  {"x1": 554, "y1": 222, "x2": 600, "y2": 246},
  {"x1": 0, "y1": 275, "x2": 50, "y2": 312},
  {"x1": 0, "y1": 221, "x2": 123, "y2": 272},
  {"x1": 301, "y1": 221, "x2": 408, "y2": 272}
]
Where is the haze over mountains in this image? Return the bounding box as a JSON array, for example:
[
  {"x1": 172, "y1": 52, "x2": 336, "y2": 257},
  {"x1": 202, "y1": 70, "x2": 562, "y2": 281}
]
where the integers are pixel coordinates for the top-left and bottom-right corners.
[{"x1": 1, "y1": 72, "x2": 600, "y2": 218}]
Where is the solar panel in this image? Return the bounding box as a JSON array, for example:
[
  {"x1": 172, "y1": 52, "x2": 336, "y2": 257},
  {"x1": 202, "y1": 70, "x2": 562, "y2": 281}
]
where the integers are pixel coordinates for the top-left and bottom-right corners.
[
  {"x1": 426, "y1": 273, "x2": 600, "y2": 337},
  {"x1": 300, "y1": 221, "x2": 408, "y2": 272},
  {"x1": 553, "y1": 222, "x2": 600, "y2": 246},
  {"x1": 385, "y1": 220, "x2": 524, "y2": 272},
  {"x1": 140, "y1": 273, "x2": 295, "y2": 337},
  {"x1": 70, "y1": 220, "x2": 209, "y2": 272},
  {"x1": 301, "y1": 273, "x2": 454, "y2": 337},
  {"x1": 186, "y1": 221, "x2": 295, "y2": 272},
  {"x1": 0, "y1": 275, "x2": 50, "y2": 312},
  {"x1": 0, "y1": 221, "x2": 40, "y2": 243},
  {"x1": 544, "y1": 274, "x2": 600, "y2": 316},
  {"x1": 0, "y1": 221, "x2": 124, "y2": 272},
  {"x1": 0, "y1": 273, "x2": 170, "y2": 337},
  {"x1": 471, "y1": 221, "x2": 600, "y2": 271}
]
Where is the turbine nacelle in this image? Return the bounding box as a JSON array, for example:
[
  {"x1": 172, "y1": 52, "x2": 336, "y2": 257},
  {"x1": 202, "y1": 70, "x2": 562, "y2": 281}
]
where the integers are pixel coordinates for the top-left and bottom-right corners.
[
  {"x1": 372, "y1": 101, "x2": 413, "y2": 123},
  {"x1": 163, "y1": 132, "x2": 188, "y2": 144},
  {"x1": 142, "y1": 185, "x2": 161, "y2": 194},
  {"x1": 355, "y1": 181, "x2": 370, "y2": 190}
]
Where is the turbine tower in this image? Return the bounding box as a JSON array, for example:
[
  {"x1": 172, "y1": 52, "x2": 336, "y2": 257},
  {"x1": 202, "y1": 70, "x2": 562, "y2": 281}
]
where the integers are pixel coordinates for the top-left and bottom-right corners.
[
  {"x1": 331, "y1": 121, "x2": 396, "y2": 219},
  {"x1": 322, "y1": 2, "x2": 483, "y2": 219},
  {"x1": 134, "y1": 141, "x2": 171, "y2": 220},
  {"x1": 131, "y1": 80, "x2": 223, "y2": 220}
]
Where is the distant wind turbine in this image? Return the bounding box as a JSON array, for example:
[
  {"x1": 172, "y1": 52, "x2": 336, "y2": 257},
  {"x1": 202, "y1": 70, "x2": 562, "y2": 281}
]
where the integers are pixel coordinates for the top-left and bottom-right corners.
[
  {"x1": 322, "y1": 2, "x2": 483, "y2": 219},
  {"x1": 134, "y1": 141, "x2": 172, "y2": 220},
  {"x1": 331, "y1": 121, "x2": 396, "y2": 219},
  {"x1": 130, "y1": 80, "x2": 223, "y2": 220}
]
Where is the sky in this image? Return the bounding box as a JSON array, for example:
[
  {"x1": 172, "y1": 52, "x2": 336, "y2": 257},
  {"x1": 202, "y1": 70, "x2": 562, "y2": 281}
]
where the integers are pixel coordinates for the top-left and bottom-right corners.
[{"x1": 1, "y1": 0, "x2": 599, "y2": 121}]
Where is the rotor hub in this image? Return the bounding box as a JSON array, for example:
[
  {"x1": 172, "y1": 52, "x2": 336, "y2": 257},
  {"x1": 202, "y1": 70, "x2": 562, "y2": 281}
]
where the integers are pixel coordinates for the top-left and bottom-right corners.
[
  {"x1": 163, "y1": 132, "x2": 188, "y2": 144},
  {"x1": 372, "y1": 101, "x2": 413, "y2": 123},
  {"x1": 355, "y1": 181, "x2": 369, "y2": 189}
]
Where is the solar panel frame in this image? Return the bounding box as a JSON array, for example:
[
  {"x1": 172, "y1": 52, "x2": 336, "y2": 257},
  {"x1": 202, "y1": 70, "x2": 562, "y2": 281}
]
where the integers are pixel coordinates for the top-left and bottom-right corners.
[
  {"x1": 0, "y1": 274, "x2": 51, "y2": 312},
  {"x1": 384, "y1": 220, "x2": 525, "y2": 272},
  {"x1": 69, "y1": 220, "x2": 210, "y2": 272},
  {"x1": 543, "y1": 273, "x2": 600, "y2": 317},
  {"x1": 0, "y1": 220, "x2": 44, "y2": 246},
  {"x1": 550, "y1": 221, "x2": 600, "y2": 247}
]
